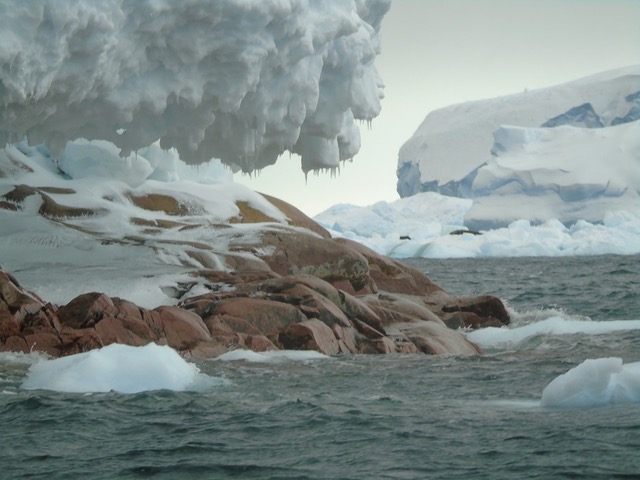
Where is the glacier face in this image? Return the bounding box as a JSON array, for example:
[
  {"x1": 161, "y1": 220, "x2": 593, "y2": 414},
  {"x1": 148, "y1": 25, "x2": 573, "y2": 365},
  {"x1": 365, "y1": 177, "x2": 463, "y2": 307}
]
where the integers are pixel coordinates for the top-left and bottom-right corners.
[
  {"x1": 465, "y1": 121, "x2": 640, "y2": 229},
  {"x1": 396, "y1": 66, "x2": 640, "y2": 227},
  {"x1": 0, "y1": 0, "x2": 389, "y2": 174}
]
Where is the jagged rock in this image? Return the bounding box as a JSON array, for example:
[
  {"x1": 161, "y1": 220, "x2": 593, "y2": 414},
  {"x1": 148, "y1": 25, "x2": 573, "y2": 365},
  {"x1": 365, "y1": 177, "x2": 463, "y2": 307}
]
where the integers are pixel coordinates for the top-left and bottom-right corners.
[
  {"x1": 2, "y1": 336, "x2": 29, "y2": 354},
  {"x1": 23, "y1": 332, "x2": 62, "y2": 357},
  {"x1": 0, "y1": 304, "x2": 20, "y2": 338},
  {"x1": 60, "y1": 327, "x2": 104, "y2": 355},
  {"x1": 360, "y1": 292, "x2": 481, "y2": 355},
  {"x1": 0, "y1": 270, "x2": 46, "y2": 314},
  {"x1": 93, "y1": 316, "x2": 154, "y2": 348}
]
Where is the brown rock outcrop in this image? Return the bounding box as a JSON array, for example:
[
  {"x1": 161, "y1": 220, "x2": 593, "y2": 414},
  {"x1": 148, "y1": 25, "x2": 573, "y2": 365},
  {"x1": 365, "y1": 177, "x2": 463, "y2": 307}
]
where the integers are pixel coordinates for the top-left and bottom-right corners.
[{"x1": 0, "y1": 194, "x2": 510, "y2": 360}]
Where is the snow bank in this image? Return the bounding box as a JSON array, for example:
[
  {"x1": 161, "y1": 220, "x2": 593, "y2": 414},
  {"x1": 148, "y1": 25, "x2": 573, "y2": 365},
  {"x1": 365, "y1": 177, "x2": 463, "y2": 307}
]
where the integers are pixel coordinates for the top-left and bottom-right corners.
[
  {"x1": 0, "y1": 0, "x2": 389, "y2": 174},
  {"x1": 541, "y1": 358, "x2": 640, "y2": 408},
  {"x1": 21, "y1": 343, "x2": 224, "y2": 393}
]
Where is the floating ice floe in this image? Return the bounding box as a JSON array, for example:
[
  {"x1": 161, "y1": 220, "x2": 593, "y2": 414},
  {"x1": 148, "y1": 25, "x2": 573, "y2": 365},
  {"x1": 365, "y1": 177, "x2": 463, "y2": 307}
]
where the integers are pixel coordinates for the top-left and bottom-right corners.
[
  {"x1": 21, "y1": 343, "x2": 225, "y2": 394},
  {"x1": 541, "y1": 357, "x2": 640, "y2": 408}
]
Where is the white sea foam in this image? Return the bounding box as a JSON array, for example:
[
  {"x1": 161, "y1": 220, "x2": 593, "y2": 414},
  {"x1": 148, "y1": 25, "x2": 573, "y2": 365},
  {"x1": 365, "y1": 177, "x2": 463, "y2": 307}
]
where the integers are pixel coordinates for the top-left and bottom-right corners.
[
  {"x1": 20, "y1": 343, "x2": 225, "y2": 393},
  {"x1": 0, "y1": 351, "x2": 48, "y2": 366},
  {"x1": 541, "y1": 357, "x2": 640, "y2": 408},
  {"x1": 215, "y1": 349, "x2": 331, "y2": 363},
  {"x1": 464, "y1": 317, "x2": 640, "y2": 350}
]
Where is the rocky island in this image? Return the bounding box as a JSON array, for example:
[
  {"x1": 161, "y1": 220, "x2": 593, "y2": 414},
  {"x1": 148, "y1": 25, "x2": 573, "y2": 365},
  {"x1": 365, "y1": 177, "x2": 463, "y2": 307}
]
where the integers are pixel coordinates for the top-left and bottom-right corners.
[{"x1": 0, "y1": 152, "x2": 508, "y2": 359}]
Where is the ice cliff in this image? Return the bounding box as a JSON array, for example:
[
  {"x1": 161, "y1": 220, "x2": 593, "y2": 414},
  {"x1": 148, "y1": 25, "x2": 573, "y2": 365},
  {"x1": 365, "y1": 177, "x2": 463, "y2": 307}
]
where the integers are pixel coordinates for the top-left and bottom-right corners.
[
  {"x1": 397, "y1": 66, "x2": 640, "y2": 229},
  {"x1": 0, "y1": 0, "x2": 389, "y2": 174}
]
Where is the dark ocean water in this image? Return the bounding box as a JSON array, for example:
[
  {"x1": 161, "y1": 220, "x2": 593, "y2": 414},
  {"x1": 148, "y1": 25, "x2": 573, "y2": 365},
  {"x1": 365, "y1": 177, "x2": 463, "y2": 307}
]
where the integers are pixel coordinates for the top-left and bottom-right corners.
[{"x1": 1, "y1": 255, "x2": 639, "y2": 480}]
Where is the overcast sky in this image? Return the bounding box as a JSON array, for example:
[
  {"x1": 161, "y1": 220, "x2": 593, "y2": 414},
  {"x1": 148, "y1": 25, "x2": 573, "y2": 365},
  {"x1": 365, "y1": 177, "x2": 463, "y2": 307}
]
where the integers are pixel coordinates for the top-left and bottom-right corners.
[{"x1": 235, "y1": 0, "x2": 640, "y2": 217}]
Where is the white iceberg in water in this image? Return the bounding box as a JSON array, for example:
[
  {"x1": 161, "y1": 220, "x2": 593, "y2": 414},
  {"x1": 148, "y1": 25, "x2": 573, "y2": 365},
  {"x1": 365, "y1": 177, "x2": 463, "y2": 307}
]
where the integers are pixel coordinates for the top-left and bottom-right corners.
[
  {"x1": 21, "y1": 343, "x2": 224, "y2": 394},
  {"x1": 541, "y1": 357, "x2": 640, "y2": 408}
]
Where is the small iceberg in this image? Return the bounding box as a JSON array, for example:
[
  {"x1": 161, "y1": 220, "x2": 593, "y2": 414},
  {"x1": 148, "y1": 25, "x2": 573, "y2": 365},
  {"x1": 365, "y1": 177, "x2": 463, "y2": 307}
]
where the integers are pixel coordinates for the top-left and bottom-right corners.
[
  {"x1": 21, "y1": 343, "x2": 224, "y2": 394},
  {"x1": 541, "y1": 357, "x2": 640, "y2": 408}
]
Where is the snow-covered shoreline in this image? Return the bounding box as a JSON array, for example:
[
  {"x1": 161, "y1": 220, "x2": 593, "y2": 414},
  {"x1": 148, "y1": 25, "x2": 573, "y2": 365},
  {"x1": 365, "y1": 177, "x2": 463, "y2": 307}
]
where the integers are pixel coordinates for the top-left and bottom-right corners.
[{"x1": 314, "y1": 192, "x2": 640, "y2": 259}]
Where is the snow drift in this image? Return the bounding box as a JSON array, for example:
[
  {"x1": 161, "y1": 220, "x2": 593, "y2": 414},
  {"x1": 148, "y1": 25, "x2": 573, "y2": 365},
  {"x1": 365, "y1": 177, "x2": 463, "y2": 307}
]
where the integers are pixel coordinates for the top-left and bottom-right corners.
[{"x1": 0, "y1": 0, "x2": 389, "y2": 174}]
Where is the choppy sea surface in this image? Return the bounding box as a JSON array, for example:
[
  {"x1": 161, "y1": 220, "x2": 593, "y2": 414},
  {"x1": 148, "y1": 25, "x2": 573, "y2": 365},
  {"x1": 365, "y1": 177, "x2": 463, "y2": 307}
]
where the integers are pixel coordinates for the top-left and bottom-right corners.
[{"x1": 2, "y1": 255, "x2": 639, "y2": 479}]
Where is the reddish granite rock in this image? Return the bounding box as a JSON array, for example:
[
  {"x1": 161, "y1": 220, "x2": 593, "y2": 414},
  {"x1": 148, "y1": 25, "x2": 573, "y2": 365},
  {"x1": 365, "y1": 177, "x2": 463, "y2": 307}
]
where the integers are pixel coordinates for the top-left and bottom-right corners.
[
  {"x1": 0, "y1": 270, "x2": 46, "y2": 315},
  {"x1": 360, "y1": 293, "x2": 481, "y2": 355},
  {"x1": 196, "y1": 297, "x2": 307, "y2": 336},
  {"x1": 0, "y1": 271, "x2": 64, "y2": 354},
  {"x1": 255, "y1": 230, "x2": 374, "y2": 293},
  {"x1": 335, "y1": 238, "x2": 443, "y2": 296},
  {"x1": 0, "y1": 305, "x2": 20, "y2": 338},
  {"x1": 2, "y1": 336, "x2": 29, "y2": 354},
  {"x1": 57, "y1": 292, "x2": 118, "y2": 329},
  {"x1": 332, "y1": 324, "x2": 358, "y2": 354},
  {"x1": 93, "y1": 316, "x2": 153, "y2": 347},
  {"x1": 279, "y1": 319, "x2": 341, "y2": 355},
  {"x1": 153, "y1": 306, "x2": 211, "y2": 350},
  {"x1": 60, "y1": 327, "x2": 104, "y2": 355},
  {"x1": 23, "y1": 332, "x2": 62, "y2": 357}
]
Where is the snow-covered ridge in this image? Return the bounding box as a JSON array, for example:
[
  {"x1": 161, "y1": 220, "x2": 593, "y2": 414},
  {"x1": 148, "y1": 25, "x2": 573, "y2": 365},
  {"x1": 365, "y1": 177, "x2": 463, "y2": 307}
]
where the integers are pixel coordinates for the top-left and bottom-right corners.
[
  {"x1": 0, "y1": 0, "x2": 389, "y2": 174},
  {"x1": 396, "y1": 67, "x2": 640, "y2": 231},
  {"x1": 465, "y1": 120, "x2": 640, "y2": 229},
  {"x1": 397, "y1": 66, "x2": 640, "y2": 199}
]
